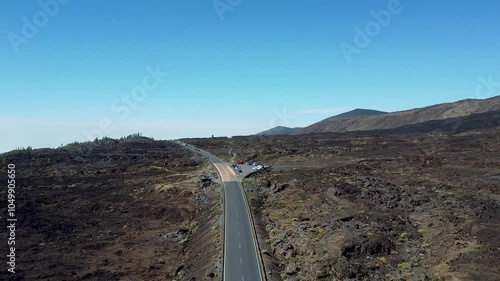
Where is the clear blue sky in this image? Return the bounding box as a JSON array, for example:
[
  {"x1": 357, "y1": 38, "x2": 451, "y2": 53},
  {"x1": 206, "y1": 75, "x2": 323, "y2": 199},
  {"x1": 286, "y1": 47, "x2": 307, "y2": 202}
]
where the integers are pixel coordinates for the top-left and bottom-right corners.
[{"x1": 1, "y1": 0, "x2": 499, "y2": 152}]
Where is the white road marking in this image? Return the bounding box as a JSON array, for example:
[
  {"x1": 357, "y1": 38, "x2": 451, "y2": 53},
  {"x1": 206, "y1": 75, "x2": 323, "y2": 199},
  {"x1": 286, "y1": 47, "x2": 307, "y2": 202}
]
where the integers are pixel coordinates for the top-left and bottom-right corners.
[
  {"x1": 239, "y1": 243, "x2": 241, "y2": 249},
  {"x1": 242, "y1": 276, "x2": 245, "y2": 281},
  {"x1": 238, "y1": 231, "x2": 240, "y2": 236},
  {"x1": 240, "y1": 257, "x2": 243, "y2": 264},
  {"x1": 237, "y1": 221, "x2": 239, "y2": 226}
]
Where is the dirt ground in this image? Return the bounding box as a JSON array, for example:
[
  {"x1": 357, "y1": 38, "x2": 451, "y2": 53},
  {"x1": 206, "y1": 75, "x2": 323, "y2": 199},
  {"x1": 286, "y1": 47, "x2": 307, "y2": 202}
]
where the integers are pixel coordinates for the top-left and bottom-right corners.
[
  {"x1": 0, "y1": 137, "x2": 222, "y2": 281},
  {"x1": 185, "y1": 127, "x2": 500, "y2": 280},
  {"x1": 1, "y1": 126, "x2": 498, "y2": 281}
]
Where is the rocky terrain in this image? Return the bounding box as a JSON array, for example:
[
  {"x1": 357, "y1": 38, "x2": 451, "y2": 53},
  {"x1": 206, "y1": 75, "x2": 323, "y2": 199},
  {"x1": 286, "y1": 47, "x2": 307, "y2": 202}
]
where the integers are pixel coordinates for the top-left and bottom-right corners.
[
  {"x1": 186, "y1": 124, "x2": 500, "y2": 280},
  {"x1": 0, "y1": 137, "x2": 223, "y2": 281},
  {"x1": 1, "y1": 98, "x2": 498, "y2": 281}
]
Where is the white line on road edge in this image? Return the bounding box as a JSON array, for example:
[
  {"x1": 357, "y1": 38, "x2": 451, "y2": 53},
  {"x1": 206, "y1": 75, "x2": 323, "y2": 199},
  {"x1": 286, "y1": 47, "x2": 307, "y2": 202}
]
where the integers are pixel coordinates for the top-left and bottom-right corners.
[
  {"x1": 208, "y1": 156, "x2": 228, "y2": 281},
  {"x1": 239, "y1": 181, "x2": 266, "y2": 281},
  {"x1": 223, "y1": 181, "x2": 228, "y2": 281},
  {"x1": 175, "y1": 141, "x2": 227, "y2": 280}
]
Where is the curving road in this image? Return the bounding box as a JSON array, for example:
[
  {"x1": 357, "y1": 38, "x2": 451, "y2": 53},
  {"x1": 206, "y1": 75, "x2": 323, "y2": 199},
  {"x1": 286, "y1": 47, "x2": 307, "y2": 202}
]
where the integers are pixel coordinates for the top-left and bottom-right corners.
[{"x1": 175, "y1": 141, "x2": 263, "y2": 281}]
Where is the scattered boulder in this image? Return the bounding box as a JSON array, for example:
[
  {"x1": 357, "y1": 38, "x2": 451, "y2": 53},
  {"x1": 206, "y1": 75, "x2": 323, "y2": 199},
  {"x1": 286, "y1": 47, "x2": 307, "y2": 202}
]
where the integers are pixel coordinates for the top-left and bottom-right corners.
[{"x1": 285, "y1": 261, "x2": 299, "y2": 275}]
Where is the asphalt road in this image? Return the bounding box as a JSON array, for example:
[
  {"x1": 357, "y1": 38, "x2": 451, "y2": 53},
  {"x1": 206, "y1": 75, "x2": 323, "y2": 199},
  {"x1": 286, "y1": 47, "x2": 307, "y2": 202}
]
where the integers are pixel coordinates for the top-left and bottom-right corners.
[
  {"x1": 175, "y1": 141, "x2": 263, "y2": 281},
  {"x1": 223, "y1": 180, "x2": 262, "y2": 281}
]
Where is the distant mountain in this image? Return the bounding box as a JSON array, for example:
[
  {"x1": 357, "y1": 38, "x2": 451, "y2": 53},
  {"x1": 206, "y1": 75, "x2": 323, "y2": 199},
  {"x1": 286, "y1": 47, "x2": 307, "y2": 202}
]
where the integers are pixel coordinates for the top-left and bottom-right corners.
[
  {"x1": 291, "y1": 108, "x2": 387, "y2": 134},
  {"x1": 325, "y1": 108, "x2": 388, "y2": 120},
  {"x1": 294, "y1": 96, "x2": 500, "y2": 134},
  {"x1": 372, "y1": 109, "x2": 500, "y2": 134},
  {"x1": 256, "y1": 126, "x2": 301, "y2": 136}
]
